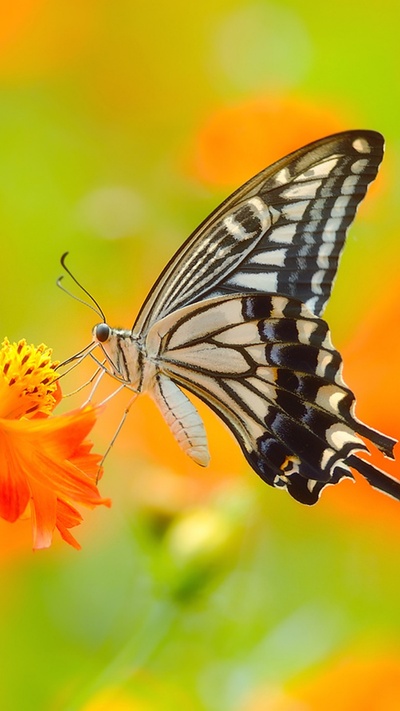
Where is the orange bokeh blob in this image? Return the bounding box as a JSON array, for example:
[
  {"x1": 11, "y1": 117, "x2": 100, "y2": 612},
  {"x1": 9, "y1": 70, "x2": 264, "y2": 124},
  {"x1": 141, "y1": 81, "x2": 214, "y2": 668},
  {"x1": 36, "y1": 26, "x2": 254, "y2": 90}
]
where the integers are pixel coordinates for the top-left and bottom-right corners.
[
  {"x1": 0, "y1": 1, "x2": 46, "y2": 50},
  {"x1": 121, "y1": 391, "x2": 245, "y2": 499},
  {"x1": 187, "y1": 96, "x2": 350, "y2": 188},
  {"x1": 243, "y1": 649, "x2": 400, "y2": 711},
  {"x1": 0, "y1": 1, "x2": 97, "y2": 80}
]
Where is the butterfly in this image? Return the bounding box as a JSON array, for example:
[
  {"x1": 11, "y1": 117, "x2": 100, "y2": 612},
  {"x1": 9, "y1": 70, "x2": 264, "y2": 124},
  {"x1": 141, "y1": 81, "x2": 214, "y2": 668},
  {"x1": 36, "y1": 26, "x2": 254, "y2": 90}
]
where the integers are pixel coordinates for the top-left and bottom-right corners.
[{"x1": 91, "y1": 130, "x2": 399, "y2": 504}]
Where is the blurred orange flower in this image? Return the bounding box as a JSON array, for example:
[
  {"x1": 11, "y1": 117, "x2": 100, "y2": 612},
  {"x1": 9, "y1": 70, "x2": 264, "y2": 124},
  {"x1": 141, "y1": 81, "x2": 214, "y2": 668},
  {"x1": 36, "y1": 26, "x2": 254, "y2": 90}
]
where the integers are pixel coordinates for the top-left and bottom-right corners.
[
  {"x1": 0, "y1": 1, "x2": 97, "y2": 81},
  {"x1": 188, "y1": 95, "x2": 348, "y2": 188},
  {"x1": 241, "y1": 648, "x2": 400, "y2": 710},
  {"x1": 0, "y1": 337, "x2": 110, "y2": 550}
]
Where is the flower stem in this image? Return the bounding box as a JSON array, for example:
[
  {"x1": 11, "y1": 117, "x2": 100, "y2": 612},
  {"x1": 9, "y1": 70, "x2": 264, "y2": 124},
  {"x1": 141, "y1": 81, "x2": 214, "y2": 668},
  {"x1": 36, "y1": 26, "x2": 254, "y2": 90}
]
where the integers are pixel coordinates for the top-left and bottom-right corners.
[{"x1": 64, "y1": 597, "x2": 178, "y2": 710}]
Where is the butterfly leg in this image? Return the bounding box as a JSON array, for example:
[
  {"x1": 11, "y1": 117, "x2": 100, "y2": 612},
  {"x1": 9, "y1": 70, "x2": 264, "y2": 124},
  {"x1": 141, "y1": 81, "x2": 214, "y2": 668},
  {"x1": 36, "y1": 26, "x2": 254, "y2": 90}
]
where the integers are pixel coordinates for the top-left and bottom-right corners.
[{"x1": 95, "y1": 390, "x2": 140, "y2": 479}]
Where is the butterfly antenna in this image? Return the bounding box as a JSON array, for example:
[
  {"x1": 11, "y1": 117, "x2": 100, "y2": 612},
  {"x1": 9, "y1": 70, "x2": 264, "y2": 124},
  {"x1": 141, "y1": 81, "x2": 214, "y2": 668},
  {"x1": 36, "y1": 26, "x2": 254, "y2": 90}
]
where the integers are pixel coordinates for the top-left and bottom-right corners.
[{"x1": 58, "y1": 252, "x2": 107, "y2": 322}]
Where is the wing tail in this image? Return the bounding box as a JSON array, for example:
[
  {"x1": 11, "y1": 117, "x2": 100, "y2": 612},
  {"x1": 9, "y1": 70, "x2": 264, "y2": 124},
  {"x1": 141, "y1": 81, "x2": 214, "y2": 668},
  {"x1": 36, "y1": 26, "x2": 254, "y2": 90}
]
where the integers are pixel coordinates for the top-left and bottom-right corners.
[
  {"x1": 347, "y1": 454, "x2": 400, "y2": 501},
  {"x1": 354, "y1": 421, "x2": 396, "y2": 459}
]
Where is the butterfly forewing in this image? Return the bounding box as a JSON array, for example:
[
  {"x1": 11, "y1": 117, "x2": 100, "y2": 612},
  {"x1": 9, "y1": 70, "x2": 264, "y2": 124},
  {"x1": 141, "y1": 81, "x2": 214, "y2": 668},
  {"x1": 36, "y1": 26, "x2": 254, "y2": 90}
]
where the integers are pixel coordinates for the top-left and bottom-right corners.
[{"x1": 133, "y1": 130, "x2": 384, "y2": 336}]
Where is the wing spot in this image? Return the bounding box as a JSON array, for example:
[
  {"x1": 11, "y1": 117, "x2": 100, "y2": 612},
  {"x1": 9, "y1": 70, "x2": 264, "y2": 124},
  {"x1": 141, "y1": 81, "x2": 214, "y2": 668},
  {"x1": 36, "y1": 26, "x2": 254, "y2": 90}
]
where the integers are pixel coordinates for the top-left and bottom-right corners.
[
  {"x1": 323, "y1": 216, "x2": 342, "y2": 234},
  {"x1": 223, "y1": 214, "x2": 252, "y2": 241},
  {"x1": 281, "y1": 200, "x2": 309, "y2": 221},
  {"x1": 281, "y1": 455, "x2": 300, "y2": 474},
  {"x1": 246, "y1": 196, "x2": 273, "y2": 232},
  {"x1": 280, "y1": 180, "x2": 321, "y2": 200},
  {"x1": 305, "y1": 295, "x2": 319, "y2": 314},
  {"x1": 311, "y1": 269, "x2": 324, "y2": 295},
  {"x1": 249, "y1": 248, "x2": 287, "y2": 267},
  {"x1": 331, "y1": 195, "x2": 350, "y2": 218},
  {"x1": 317, "y1": 240, "x2": 335, "y2": 269},
  {"x1": 269, "y1": 224, "x2": 297, "y2": 244},
  {"x1": 296, "y1": 319, "x2": 319, "y2": 344},
  {"x1": 226, "y1": 271, "x2": 278, "y2": 292},
  {"x1": 315, "y1": 384, "x2": 348, "y2": 413},
  {"x1": 341, "y1": 175, "x2": 359, "y2": 195},
  {"x1": 320, "y1": 447, "x2": 337, "y2": 470},
  {"x1": 316, "y1": 350, "x2": 335, "y2": 377},
  {"x1": 326, "y1": 422, "x2": 363, "y2": 450},
  {"x1": 293, "y1": 157, "x2": 339, "y2": 181},
  {"x1": 273, "y1": 167, "x2": 291, "y2": 185},
  {"x1": 352, "y1": 137, "x2": 371, "y2": 154},
  {"x1": 351, "y1": 158, "x2": 369, "y2": 174}
]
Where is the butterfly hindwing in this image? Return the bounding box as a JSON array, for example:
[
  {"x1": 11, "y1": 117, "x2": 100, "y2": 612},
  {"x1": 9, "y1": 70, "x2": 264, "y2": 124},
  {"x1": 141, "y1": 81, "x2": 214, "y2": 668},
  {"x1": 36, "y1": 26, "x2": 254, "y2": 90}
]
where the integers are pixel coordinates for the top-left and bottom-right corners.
[
  {"x1": 134, "y1": 130, "x2": 384, "y2": 336},
  {"x1": 146, "y1": 293, "x2": 396, "y2": 504}
]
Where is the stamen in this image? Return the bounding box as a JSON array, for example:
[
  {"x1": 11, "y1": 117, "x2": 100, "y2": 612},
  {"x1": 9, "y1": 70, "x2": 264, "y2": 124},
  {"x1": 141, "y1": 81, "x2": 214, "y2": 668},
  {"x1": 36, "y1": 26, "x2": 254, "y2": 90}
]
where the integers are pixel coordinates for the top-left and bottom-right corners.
[{"x1": 0, "y1": 338, "x2": 59, "y2": 418}]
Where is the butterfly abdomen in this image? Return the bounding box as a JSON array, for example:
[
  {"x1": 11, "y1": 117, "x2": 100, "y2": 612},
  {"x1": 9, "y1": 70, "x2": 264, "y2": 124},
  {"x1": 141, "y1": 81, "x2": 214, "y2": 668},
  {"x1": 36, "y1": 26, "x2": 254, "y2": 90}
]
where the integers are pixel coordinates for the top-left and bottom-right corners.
[{"x1": 150, "y1": 372, "x2": 210, "y2": 466}]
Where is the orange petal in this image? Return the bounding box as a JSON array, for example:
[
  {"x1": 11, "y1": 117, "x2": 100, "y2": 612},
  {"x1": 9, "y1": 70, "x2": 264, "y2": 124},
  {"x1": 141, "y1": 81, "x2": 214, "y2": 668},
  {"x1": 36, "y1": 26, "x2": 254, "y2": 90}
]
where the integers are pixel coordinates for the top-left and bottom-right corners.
[
  {"x1": 55, "y1": 500, "x2": 84, "y2": 550},
  {"x1": 0, "y1": 405, "x2": 110, "y2": 549},
  {"x1": 17, "y1": 405, "x2": 101, "y2": 460},
  {"x1": 0, "y1": 425, "x2": 30, "y2": 521},
  {"x1": 29, "y1": 476, "x2": 57, "y2": 550}
]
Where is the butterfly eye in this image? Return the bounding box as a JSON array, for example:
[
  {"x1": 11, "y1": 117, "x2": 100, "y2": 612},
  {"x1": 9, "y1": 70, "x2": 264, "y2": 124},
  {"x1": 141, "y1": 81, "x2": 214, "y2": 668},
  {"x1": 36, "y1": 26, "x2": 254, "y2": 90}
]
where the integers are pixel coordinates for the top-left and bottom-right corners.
[{"x1": 95, "y1": 323, "x2": 111, "y2": 343}]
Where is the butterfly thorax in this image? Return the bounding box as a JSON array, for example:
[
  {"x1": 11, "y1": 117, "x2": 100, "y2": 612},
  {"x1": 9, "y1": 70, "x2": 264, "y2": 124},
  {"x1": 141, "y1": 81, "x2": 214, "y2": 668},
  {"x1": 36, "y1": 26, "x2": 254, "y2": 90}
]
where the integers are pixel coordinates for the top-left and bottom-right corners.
[
  {"x1": 93, "y1": 319, "x2": 211, "y2": 466},
  {"x1": 93, "y1": 324, "x2": 150, "y2": 392}
]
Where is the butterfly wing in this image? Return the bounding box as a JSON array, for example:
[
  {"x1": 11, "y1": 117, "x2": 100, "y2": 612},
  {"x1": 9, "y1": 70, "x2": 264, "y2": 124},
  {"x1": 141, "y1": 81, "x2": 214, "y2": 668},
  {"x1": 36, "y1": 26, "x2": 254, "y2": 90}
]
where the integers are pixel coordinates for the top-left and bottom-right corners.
[
  {"x1": 134, "y1": 130, "x2": 384, "y2": 336},
  {"x1": 145, "y1": 293, "x2": 397, "y2": 504}
]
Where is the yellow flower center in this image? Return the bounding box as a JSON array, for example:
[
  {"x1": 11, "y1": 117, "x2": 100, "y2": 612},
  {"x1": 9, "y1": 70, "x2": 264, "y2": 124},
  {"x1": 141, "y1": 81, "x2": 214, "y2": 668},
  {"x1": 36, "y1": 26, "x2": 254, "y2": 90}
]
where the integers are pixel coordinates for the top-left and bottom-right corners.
[{"x1": 0, "y1": 338, "x2": 60, "y2": 419}]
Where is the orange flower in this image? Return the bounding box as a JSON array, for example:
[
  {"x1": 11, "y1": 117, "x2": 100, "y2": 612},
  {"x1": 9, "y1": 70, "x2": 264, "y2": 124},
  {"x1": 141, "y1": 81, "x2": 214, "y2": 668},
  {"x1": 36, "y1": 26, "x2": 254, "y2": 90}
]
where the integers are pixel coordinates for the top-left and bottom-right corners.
[{"x1": 0, "y1": 337, "x2": 110, "y2": 550}]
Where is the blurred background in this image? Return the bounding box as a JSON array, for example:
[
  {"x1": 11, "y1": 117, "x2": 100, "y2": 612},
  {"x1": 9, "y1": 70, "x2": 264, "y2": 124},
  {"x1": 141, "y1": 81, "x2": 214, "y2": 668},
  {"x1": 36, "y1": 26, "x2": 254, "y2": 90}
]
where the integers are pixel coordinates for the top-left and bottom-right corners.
[{"x1": 1, "y1": 1, "x2": 400, "y2": 709}]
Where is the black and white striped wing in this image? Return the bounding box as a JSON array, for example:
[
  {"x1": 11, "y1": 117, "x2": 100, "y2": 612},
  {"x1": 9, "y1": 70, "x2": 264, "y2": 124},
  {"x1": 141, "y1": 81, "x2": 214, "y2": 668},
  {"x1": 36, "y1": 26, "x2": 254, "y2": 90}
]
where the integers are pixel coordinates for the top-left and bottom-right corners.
[
  {"x1": 134, "y1": 130, "x2": 384, "y2": 335},
  {"x1": 146, "y1": 293, "x2": 398, "y2": 504}
]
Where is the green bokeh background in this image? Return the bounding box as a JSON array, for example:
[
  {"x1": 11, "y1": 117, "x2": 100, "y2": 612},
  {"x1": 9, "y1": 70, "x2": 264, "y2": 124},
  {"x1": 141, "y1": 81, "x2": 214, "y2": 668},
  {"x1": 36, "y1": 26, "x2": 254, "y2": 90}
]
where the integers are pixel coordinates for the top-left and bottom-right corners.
[{"x1": 1, "y1": 2, "x2": 400, "y2": 710}]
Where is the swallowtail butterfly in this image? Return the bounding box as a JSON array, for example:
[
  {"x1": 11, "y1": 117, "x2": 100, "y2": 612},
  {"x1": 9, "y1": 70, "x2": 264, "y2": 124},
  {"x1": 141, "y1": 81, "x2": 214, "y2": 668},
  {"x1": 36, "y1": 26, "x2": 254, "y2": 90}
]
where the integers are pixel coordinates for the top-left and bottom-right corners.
[{"x1": 93, "y1": 130, "x2": 399, "y2": 504}]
